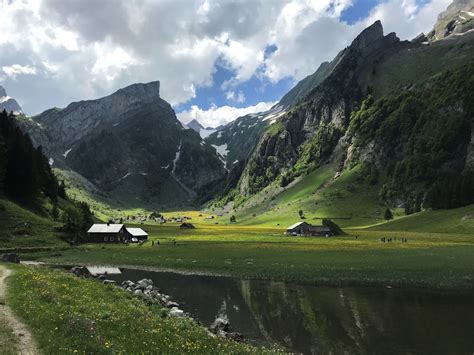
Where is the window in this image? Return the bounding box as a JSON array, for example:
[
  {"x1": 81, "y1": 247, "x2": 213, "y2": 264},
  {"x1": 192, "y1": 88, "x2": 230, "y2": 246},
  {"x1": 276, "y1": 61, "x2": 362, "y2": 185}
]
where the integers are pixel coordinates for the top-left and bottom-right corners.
[
  {"x1": 111, "y1": 237, "x2": 114, "y2": 242},
  {"x1": 104, "y1": 237, "x2": 108, "y2": 242}
]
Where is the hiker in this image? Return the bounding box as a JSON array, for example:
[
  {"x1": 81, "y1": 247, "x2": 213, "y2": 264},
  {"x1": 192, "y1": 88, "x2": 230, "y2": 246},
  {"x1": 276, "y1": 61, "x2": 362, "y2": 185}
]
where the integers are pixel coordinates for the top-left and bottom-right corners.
[
  {"x1": 156, "y1": 240, "x2": 160, "y2": 247},
  {"x1": 152, "y1": 241, "x2": 154, "y2": 246}
]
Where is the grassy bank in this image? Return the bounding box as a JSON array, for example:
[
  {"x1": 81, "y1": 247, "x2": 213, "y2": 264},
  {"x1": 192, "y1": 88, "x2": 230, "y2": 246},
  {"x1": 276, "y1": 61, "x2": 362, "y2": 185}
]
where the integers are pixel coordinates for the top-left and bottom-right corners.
[
  {"x1": 6, "y1": 264, "x2": 268, "y2": 354},
  {"x1": 22, "y1": 224, "x2": 474, "y2": 289}
]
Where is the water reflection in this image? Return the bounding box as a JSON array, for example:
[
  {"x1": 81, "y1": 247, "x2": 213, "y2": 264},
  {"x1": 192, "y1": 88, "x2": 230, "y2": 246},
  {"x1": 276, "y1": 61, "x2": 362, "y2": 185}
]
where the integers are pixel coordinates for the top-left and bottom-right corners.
[{"x1": 107, "y1": 269, "x2": 474, "y2": 354}]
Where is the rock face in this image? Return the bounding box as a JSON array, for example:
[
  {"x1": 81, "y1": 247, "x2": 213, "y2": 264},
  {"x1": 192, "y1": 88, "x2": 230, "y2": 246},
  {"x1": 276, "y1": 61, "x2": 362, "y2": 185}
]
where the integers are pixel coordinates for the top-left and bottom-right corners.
[
  {"x1": 427, "y1": 0, "x2": 474, "y2": 41},
  {"x1": 19, "y1": 81, "x2": 226, "y2": 206},
  {"x1": 0, "y1": 86, "x2": 23, "y2": 114}
]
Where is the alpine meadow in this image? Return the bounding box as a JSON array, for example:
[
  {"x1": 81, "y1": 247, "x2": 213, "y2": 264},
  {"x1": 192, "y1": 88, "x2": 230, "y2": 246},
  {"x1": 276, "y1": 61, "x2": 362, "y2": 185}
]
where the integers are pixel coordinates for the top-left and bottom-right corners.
[{"x1": 0, "y1": 0, "x2": 473, "y2": 354}]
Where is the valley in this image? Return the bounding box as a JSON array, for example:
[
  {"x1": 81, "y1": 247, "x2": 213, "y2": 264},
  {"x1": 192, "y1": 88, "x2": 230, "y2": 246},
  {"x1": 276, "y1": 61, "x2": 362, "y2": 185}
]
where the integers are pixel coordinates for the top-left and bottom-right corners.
[{"x1": 0, "y1": 0, "x2": 473, "y2": 353}]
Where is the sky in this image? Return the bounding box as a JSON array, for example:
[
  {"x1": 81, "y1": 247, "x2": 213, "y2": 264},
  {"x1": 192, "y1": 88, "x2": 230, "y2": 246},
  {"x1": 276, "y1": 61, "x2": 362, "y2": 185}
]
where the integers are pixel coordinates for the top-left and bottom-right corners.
[{"x1": 0, "y1": 0, "x2": 450, "y2": 127}]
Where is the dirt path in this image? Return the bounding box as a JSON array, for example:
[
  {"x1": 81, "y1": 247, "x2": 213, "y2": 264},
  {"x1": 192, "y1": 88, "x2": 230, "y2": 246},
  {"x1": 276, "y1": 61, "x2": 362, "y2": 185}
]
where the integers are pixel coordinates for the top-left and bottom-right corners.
[{"x1": 0, "y1": 265, "x2": 39, "y2": 354}]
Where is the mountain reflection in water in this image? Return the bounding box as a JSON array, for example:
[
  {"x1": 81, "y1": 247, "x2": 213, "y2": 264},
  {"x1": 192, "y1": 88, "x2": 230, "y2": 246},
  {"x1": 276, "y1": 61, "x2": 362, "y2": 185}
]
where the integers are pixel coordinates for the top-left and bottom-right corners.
[{"x1": 107, "y1": 268, "x2": 474, "y2": 354}]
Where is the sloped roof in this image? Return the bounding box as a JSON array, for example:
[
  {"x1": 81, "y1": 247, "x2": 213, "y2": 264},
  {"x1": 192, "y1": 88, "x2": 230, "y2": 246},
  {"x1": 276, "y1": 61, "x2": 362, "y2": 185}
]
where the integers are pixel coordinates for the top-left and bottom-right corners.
[
  {"x1": 88, "y1": 224, "x2": 124, "y2": 233},
  {"x1": 308, "y1": 226, "x2": 331, "y2": 232},
  {"x1": 286, "y1": 221, "x2": 308, "y2": 230},
  {"x1": 126, "y1": 227, "x2": 148, "y2": 237}
]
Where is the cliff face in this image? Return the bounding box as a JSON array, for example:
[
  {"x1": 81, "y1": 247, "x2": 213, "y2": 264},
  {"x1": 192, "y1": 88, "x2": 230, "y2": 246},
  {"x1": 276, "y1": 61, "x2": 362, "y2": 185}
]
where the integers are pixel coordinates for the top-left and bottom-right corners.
[
  {"x1": 239, "y1": 21, "x2": 402, "y2": 194},
  {"x1": 427, "y1": 0, "x2": 474, "y2": 41},
  {"x1": 19, "y1": 81, "x2": 226, "y2": 206}
]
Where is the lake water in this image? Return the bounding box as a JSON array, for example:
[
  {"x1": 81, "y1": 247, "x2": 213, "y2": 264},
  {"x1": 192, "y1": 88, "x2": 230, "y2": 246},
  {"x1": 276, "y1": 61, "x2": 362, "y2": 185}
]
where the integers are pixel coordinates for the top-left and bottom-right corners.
[{"x1": 107, "y1": 268, "x2": 474, "y2": 354}]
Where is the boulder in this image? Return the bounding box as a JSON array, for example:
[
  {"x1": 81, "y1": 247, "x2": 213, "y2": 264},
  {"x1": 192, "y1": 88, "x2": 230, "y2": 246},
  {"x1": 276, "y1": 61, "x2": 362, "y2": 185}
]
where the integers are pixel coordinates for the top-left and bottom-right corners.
[
  {"x1": 2, "y1": 253, "x2": 20, "y2": 263},
  {"x1": 228, "y1": 332, "x2": 244, "y2": 342},
  {"x1": 169, "y1": 307, "x2": 184, "y2": 317},
  {"x1": 70, "y1": 266, "x2": 91, "y2": 277},
  {"x1": 210, "y1": 317, "x2": 230, "y2": 333},
  {"x1": 103, "y1": 280, "x2": 116, "y2": 285},
  {"x1": 166, "y1": 301, "x2": 180, "y2": 309}
]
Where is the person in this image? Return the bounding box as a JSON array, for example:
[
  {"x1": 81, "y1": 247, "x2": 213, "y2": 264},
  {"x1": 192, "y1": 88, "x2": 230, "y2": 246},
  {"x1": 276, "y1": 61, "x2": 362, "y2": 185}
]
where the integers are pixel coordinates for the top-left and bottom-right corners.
[
  {"x1": 152, "y1": 241, "x2": 154, "y2": 246},
  {"x1": 173, "y1": 239, "x2": 177, "y2": 246}
]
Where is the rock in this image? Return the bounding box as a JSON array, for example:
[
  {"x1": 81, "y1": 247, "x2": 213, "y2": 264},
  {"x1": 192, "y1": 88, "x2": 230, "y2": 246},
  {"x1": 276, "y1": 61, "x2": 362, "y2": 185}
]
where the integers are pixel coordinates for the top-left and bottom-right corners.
[
  {"x1": 210, "y1": 317, "x2": 230, "y2": 333},
  {"x1": 227, "y1": 332, "x2": 244, "y2": 342},
  {"x1": 2, "y1": 253, "x2": 20, "y2": 263},
  {"x1": 103, "y1": 280, "x2": 116, "y2": 285},
  {"x1": 70, "y1": 266, "x2": 91, "y2": 277},
  {"x1": 137, "y1": 279, "x2": 153, "y2": 289},
  {"x1": 169, "y1": 307, "x2": 185, "y2": 317},
  {"x1": 166, "y1": 301, "x2": 180, "y2": 309},
  {"x1": 133, "y1": 289, "x2": 143, "y2": 295}
]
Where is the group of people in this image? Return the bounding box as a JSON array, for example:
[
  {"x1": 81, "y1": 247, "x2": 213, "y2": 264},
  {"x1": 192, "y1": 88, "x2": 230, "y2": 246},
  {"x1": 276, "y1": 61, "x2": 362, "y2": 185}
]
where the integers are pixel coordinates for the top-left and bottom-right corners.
[{"x1": 380, "y1": 237, "x2": 408, "y2": 243}]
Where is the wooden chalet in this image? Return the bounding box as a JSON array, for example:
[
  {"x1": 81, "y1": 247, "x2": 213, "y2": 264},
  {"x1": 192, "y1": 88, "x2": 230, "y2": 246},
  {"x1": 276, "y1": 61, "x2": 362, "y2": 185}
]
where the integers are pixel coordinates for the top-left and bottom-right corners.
[
  {"x1": 285, "y1": 222, "x2": 333, "y2": 237},
  {"x1": 87, "y1": 223, "x2": 129, "y2": 243}
]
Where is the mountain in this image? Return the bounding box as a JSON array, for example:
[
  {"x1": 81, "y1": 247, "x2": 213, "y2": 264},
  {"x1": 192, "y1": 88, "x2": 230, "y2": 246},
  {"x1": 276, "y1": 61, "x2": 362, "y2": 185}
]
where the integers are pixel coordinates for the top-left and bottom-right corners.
[
  {"x1": 212, "y1": 2, "x2": 474, "y2": 214},
  {"x1": 19, "y1": 81, "x2": 226, "y2": 208},
  {"x1": 426, "y1": 0, "x2": 474, "y2": 41},
  {"x1": 186, "y1": 119, "x2": 204, "y2": 133},
  {"x1": 0, "y1": 86, "x2": 22, "y2": 114}
]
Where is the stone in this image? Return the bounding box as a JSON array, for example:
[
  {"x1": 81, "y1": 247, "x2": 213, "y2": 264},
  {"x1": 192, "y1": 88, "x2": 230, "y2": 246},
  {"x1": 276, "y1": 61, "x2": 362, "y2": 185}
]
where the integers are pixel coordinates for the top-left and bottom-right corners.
[
  {"x1": 70, "y1": 266, "x2": 90, "y2": 277},
  {"x1": 227, "y1": 332, "x2": 244, "y2": 342},
  {"x1": 2, "y1": 253, "x2": 20, "y2": 263},
  {"x1": 169, "y1": 307, "x2": 184, "y2": 317},
  {"x1": 210, "y1": 317, "x2": 230, "y2": 333},
  {"x1": 103, "y1": 280, "x2": 116, "y2": 285},
  {"x1": 133, "y1": 289, "x2": 143, "y2": 295},
  {"x1": 166, "y1": 301, "x2": 180, "y2": 309}
]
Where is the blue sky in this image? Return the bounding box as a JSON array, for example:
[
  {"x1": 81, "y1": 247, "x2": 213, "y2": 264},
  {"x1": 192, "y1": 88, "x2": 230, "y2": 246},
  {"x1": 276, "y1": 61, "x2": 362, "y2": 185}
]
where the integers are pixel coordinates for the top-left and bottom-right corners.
[{"x1": 174, "y1": 0, "x2": 401, "y2": 116}]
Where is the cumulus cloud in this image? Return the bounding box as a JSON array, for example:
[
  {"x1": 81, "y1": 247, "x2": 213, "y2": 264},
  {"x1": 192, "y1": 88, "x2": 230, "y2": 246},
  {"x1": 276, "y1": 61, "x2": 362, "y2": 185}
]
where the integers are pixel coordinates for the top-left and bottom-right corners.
[
  {"x1": 0, "y1": 0, "x2": 450, "y2": 120},
  {"x1": 177, "y1": 101, "x2": 276, "y2": 128}
]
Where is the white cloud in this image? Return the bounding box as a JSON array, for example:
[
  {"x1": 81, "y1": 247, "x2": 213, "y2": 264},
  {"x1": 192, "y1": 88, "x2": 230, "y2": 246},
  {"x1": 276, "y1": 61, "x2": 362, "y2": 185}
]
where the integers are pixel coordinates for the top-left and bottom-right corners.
[
  {"x1": 0, "y1": 0, "x2": 451, "y2": 118},
  {"x1": 177, "y1": 101, "x2": 275, "y2": 128},
  {"x1": 2, "y1": 64, "x2": 37, "y2": 79},
  {"x1": 225, "y1": 90, "x2": 245, "y2": 104}
]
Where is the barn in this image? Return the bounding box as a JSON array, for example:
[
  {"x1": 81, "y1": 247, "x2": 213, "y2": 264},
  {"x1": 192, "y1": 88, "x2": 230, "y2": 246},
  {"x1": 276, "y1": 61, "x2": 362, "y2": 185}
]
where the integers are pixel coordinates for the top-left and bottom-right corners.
[
  {"x1": 285, "y1": 222, "x2": 333, "y2": 237},
  {"x1": 87, "y1": 223, "x2": 129, "y2": 243},
  {"x1": 126, "y1": 227, "x2": 148, "y2": 242}
]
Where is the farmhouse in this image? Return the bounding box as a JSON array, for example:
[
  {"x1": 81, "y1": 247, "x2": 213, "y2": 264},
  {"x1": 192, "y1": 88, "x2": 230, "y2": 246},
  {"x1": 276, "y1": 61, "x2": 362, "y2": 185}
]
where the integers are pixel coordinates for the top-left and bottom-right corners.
[
  {"x1": 126, "y1": 227, "x2": 148, "y2": 242},
  {"x1": 87, "y1": 223, "x2": 129, "y2": 243},
  {"x1": 285, "y1": 222, "x2": 333, "y2": 237},
  {"x1": 87, "y1": 224, "x2": 148, "y2": 243}
]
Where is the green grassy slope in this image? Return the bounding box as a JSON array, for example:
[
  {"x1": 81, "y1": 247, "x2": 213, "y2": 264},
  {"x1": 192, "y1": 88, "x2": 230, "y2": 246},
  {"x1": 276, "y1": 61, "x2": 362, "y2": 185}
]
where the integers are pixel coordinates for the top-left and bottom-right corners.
[
  {"x1": 7, "y1": 265, "x2": 265, "y2": 353},
  {"x1": 368, "y1": 205, "x2": 474, "y2": 234},
  {"x1": 230, "y1": 164, "x2": 398, "y2": 228},
  {"x1": 0, "y1": 198, "x2": 67, "y2": 249}
]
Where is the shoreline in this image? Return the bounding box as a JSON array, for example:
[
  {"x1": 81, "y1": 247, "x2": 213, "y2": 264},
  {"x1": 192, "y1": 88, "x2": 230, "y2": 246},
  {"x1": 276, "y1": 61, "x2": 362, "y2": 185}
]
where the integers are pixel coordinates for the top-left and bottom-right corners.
[{"x1": 29, "y1": 260, "x2": 474, "y2": 292}]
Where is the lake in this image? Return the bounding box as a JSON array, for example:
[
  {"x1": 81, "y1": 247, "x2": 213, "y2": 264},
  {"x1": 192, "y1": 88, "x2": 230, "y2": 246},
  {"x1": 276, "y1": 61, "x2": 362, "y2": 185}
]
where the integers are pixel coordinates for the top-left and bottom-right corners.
[{"x1": 106, "y1": 268, "x2": 474, "y2": 354}]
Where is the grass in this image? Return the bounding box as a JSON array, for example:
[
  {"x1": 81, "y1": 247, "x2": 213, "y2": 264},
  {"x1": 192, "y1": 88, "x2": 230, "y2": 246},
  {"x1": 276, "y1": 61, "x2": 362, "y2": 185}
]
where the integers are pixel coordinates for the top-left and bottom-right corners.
[
  {"x1": 227, "y1": 165, "x2": 403, "y2": 228},
  {"x1": 0, "y1": 198, "x2": 67, "y2": 249},
  {"x1": 6, "y1": 264, "x2": 271, "y2": 354},
  {"x1": 22, "y1": 223, "x2": 474, "y2": 289},
  {"x1": 368, "y1": 205, "x2": 474, "y2": 234}
]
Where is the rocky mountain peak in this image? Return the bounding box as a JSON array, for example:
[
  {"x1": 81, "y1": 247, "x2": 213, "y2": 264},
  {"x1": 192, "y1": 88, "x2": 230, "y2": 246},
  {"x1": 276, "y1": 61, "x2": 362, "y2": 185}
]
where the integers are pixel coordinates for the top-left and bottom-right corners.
[
  {"x1": 187, "y1": 119, "x2": 204, "y2": 133},
  {"x1": 0, "y1": 85, "x2": 23, "y2": 114},
  {"x1": 350, "y1": 20, "x2": 384, "y2": 51},
  {"x1": 115, "y1": 81, "x2": 160, "y2": 101}
]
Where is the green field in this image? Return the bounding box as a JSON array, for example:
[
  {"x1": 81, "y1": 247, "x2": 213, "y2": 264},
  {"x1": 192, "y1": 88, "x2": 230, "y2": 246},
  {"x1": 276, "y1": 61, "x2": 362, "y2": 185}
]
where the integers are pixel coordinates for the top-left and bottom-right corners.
[
  {"x1": 21, "y1": 219, "x2": 474, "y2": 289},
  {"x1": 5, "y1": 264, "x2": 267, "y2": 353}
]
